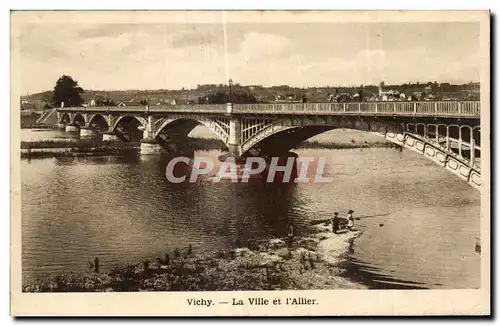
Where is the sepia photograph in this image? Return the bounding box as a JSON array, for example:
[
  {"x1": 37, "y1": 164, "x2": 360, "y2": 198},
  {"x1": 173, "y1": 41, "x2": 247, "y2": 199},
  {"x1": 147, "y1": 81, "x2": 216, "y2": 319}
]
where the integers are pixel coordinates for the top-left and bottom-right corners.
[{"x1": 10, "y1": 10, "x2": 490, "y2": 316}]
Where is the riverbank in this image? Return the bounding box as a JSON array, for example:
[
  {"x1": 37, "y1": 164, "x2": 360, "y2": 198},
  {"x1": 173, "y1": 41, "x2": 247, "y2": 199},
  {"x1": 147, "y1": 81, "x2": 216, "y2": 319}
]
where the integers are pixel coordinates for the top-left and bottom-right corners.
[
  {"x1": 21, "y1": 136, "x2": 398, "y2": 159},
  {"x1": 20, "y1": 140, "x2": 139, "y2": 159},
  {"x1": 21, "y1": 124, "x2": 54, "y2": 129},
  {"x1": 23, "y1": 223, "x2": 365, "y2": 292},
  {"x1": 299, "y1": 139, "x2": 399, "y2": 150},
  {"x1": 20, "y1": 138, "x2": 228, "y2": 159}
]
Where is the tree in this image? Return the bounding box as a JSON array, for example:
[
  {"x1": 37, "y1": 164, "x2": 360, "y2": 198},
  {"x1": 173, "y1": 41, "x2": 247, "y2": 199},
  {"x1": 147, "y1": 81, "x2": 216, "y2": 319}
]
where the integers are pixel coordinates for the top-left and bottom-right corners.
[
  {"x1": 94, "y1": 94, "x2": 116, "y2": 106},
  {"x1": 52, "y1": 75, "x2": 84, "y2": 107}
]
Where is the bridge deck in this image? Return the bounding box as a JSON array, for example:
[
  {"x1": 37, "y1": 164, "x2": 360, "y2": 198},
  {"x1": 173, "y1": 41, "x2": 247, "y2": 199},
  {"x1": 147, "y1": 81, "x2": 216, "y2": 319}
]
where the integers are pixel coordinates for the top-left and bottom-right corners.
[{"x1": 59, "y1": 101, "x2": 480, "y2": 118}]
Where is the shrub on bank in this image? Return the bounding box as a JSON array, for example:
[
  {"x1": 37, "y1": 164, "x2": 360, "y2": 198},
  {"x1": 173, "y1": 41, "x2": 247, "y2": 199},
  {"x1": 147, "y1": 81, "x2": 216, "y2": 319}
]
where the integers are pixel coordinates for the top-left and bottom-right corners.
[{"x1": 23, "y1": 246, "x2": 294, "y2": 292}]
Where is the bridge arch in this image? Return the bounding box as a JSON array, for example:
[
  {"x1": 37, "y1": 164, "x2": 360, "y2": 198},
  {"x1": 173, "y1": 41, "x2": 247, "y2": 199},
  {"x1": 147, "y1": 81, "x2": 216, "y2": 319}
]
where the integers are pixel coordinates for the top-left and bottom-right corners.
[
  {"x1": 88, "y1": 114, "x2": 109, "y2": 131},
  {"x1": 71, "y1": 113, "x2": 86, "y2": 127},
  {"x1": 473, "y1": 126, "x2": 481, "y2": 147},
  {"x1": 239, "y1": 116, "x2": 480, "y2": 189},
  {"x1": 243, "y1": 125, "x2": 335, "y2": 156},
  {"x1": 111, "y1": 115, "x2": 147, "y2": 142},
  {"x1": 240, "y1": 116, "x2": 399, "y2": 155},
  {"x1": 153, "y1": 116, "x2": 230, "y2": 144},
  {"x1": 59, "y1": 112, "x2": 70, "y2": 124},
  {"x1": 112, "y1": 115, "x2": 147, "y2": 131}
]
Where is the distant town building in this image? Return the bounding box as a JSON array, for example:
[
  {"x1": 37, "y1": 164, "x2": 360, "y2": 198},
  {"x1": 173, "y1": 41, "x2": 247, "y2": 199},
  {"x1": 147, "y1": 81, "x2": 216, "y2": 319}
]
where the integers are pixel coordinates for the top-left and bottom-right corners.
[
  {"x1": 377, "y1": 82, "x2": 400, "y2": 101},
  {"x1": 412, "y1": 92, "x2": 423, "y2": 100}
]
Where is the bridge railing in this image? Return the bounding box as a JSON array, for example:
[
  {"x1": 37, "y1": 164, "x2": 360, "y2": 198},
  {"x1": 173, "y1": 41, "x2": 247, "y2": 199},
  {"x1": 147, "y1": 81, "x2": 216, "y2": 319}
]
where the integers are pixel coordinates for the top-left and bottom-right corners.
[
  {"x1": 233, "y1": 101, "x2": 480, "y2": 117},
  {"x1": 147, "y1": 104, "x2": 227, "y2": 112},
  {"x1": 59, "y1": 101, "x2": 480, "y2": 117},
  {"x1": 60, "y1": 104, "x2": 227, "y2": 113}
]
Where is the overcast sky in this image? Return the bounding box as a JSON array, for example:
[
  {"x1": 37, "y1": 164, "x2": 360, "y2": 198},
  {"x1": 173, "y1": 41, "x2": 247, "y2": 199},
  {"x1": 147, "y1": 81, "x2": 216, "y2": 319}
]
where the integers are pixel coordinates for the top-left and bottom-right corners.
[{"x1": 16, "y1": 21, "x2": 480, "y2": 94}]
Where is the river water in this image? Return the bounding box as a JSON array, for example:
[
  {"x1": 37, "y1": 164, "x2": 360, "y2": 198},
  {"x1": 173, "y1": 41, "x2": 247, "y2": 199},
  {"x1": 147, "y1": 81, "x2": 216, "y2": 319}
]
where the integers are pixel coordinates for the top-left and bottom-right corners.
[{"x1": 20, "y1": 128, "x2": 481, "y2": 289}]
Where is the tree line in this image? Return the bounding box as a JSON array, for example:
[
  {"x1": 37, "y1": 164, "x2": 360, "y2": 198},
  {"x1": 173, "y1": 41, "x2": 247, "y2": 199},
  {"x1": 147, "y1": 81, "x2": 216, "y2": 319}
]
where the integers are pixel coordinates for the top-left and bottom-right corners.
[
  {"x1": 48, "y1": 75, "x2": 259, "y2": 107},
  {"x1": 40, "y1": 75, "x2": 480, "y2": 109}
]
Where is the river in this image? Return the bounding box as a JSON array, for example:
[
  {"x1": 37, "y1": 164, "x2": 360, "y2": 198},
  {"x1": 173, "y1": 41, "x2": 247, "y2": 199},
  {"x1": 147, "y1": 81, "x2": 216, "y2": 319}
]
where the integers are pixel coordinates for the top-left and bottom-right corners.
[{"x1": 20, "y1": 128, "x2": 481, "y2": 289}]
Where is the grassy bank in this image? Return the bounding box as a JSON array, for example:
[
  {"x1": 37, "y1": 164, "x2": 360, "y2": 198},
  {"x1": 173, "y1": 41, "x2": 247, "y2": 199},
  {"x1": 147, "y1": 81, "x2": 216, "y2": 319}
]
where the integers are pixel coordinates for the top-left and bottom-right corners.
[
  {"x1": 21, "y1": 138, "x2": 227, "y2": 150},
  {"x1": 299, "y1": 139, "x2": 400, "y2": 150},
  {"x1": 20, "y1": 139, "x2": 140, "y2": 149},
  {"x1": 22, "y1": 138, "x2": 398, "y2": 151},
  {"x1": 20, "y1": 140, "x2": 140, "y2": 159},
  {"x1": 20, "y1": 138, "x2": 229, "y2": 159},
  {"x1": 21, "y1": 124, "x2": 55, "y2": 129},
  {"x1": 23, "y1": 224, "x2": 365, "y2": 292}
]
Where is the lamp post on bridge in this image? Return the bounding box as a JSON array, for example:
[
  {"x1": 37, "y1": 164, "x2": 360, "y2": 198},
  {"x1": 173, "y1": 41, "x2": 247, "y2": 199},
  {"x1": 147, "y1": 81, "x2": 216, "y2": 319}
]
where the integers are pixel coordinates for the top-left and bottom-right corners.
[
  {"x1": 228, "y1": 78, "x2": 234, "y2": 103},
  {"x1": 182, "y1": 87, "x2": 188, "y2": 105},
  {"x1": 226, "y1": 79, "x2": 234, "y2": 114}
]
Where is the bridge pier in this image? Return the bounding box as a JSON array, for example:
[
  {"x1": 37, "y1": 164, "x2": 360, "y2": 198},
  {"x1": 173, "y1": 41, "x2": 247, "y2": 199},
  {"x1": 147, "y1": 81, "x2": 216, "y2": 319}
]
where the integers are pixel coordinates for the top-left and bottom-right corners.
[
  {"x1": 80, "y1": 128, "x2": 98, "y2": 138},
  {"x1": 228, "y1": 115, "x2": 242, "y2": 155},
  {"x1": 102, "y1": 132, "x2": 120, "y2": 141},
  {"x1": 138, "y1": 118, "x2": 164, "y2": 154},
  {"x1": 140, "y1": 139, "x2": 163, "y2": 155},
  {"x1": 65, "y1": 125, "x2": 79, "y2": 132}
]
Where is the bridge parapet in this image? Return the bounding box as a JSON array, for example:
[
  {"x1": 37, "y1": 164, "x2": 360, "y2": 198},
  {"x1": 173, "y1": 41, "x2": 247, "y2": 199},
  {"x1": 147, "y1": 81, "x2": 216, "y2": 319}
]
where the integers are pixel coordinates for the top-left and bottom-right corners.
[
  {"x1": 234, "y1": 101, "x2": 480, "y2": 118},
  {"x1": 58, "y1": 101, "x2": 480, "y2": 118}
]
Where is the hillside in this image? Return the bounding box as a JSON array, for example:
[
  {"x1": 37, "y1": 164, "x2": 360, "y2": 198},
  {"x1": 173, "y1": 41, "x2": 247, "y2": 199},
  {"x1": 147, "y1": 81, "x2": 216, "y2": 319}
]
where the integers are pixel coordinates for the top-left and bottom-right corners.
[{"x1": 21, "y1": 82, "x2": 481, "y2": 110}]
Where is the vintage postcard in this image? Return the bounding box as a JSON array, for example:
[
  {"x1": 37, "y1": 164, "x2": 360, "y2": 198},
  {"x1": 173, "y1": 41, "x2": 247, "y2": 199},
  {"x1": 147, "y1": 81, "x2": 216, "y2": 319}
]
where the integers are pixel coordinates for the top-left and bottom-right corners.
[{"x1": 10, "y1": 10, "x2": 490, "y2": 316}]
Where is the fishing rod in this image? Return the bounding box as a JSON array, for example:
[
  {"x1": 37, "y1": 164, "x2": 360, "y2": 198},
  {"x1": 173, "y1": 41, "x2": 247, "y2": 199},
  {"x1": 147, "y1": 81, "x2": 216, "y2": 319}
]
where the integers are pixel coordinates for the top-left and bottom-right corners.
[
  {"x1": 309, "y1": 213, "x2": 391, "y2": 225},
  {"x1": 353, "y1": 213, "x2": 391, "y2": 221}
]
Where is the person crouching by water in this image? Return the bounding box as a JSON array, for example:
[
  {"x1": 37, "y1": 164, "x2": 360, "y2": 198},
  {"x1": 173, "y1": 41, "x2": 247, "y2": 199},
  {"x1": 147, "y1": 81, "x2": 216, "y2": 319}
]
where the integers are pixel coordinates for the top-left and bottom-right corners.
[
  {"x1": 331, "y1": 212, "x2": 340, "y2": 234},
  {"x1": 347, "y1": 209, "x2": 355, "y2": 231},
  {"x1": 287, "y1": 225, "x2": 295, "y2": 247}
]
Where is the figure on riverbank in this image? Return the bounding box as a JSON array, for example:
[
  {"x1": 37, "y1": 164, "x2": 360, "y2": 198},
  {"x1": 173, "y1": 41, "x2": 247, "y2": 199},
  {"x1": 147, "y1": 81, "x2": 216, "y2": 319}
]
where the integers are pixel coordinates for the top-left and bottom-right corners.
[
  {"x1": 88, "y1": 257, "x2": 100, "y2": 274},
  {"x1": 347, "y1": 210, "x2": 355, "y2": 231},
  {"x1": 332, "y1": 212, "x2": 340, "y2": 234},
  {"x1": 287, "y1": 225, "x2": 295, "y2": 247}
]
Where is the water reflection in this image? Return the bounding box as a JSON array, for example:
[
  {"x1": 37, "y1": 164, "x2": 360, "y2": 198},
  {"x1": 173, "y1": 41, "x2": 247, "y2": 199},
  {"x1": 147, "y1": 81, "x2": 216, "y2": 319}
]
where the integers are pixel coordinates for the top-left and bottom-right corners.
[
  {"x1": 22, "y1": 152, "x2": 303, "y2": 283},
  {"x1": 21, "y1": 143, "x2": 481, "y2": 289}
]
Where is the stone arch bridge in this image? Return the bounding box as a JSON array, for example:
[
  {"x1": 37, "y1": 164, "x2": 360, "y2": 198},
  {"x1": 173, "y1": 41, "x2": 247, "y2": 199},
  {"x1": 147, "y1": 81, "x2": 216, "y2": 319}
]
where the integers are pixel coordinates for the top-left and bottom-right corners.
[{"x1": 56, "y1": 101, "x2": 481, "y2": 189}]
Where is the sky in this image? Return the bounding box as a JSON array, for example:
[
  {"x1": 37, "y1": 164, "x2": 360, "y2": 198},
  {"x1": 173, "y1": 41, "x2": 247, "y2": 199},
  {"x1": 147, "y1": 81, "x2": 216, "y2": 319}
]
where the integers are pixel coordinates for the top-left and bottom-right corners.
[{"x1": 15, "y1": 21, "x2": 480, "y2": 94}]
